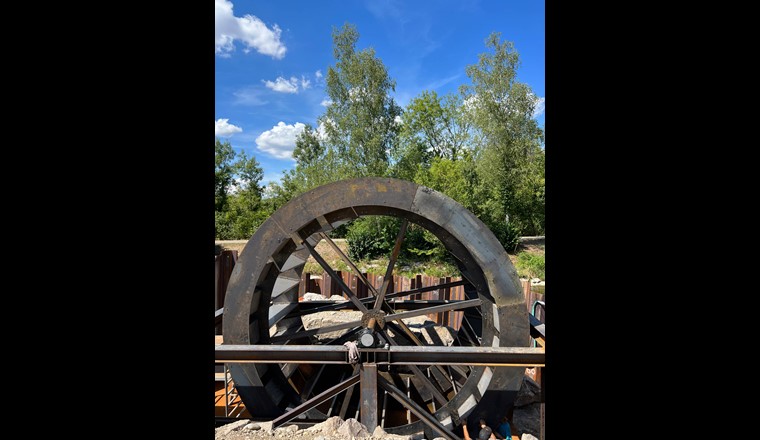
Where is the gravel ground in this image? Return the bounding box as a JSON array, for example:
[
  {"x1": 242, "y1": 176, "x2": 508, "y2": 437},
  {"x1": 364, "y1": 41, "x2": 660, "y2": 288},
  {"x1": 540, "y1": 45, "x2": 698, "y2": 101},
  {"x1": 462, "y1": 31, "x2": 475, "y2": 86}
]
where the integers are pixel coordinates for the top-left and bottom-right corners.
[{"x1": 215, "y1": 417, "x2": 421, "y2": 440}]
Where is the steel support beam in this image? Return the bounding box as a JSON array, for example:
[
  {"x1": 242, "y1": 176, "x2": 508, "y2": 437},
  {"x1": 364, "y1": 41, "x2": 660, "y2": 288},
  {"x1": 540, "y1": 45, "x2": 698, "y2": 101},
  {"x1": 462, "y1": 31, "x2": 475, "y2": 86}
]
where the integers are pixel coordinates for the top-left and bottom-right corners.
[
  {"x1": 360, "y1": 364, "x2": 378, "y2": 433},
  {"x1": 215, "y1": 345, "x2": 545, "y2": 367}
]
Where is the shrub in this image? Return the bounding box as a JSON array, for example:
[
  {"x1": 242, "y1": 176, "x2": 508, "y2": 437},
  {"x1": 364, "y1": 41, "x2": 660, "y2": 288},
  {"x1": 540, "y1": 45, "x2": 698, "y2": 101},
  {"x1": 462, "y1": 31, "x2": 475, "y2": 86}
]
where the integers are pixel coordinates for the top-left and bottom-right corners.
[
  {"x1": 346, "y1": 216, "x2": 400, "y2": 260},
  {"x1": 487, "y1": 220, "x2": 521, "y2": 253}
]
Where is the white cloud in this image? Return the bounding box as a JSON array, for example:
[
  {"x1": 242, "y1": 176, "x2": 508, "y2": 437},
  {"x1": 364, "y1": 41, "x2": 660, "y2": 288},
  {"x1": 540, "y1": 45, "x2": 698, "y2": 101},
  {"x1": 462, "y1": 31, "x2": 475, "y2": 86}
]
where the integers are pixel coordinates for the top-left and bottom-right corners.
[
  {"x1": 394, "y1": 115, "x2": 403, "y2": 125},
  {"x1": 262, "y1": 75, "x2": 313, "y2": 93},
  {"x1": 215, "y1": 0, "x2": 286, "y2": 59},
  {"x1": 533, "y1": 96, "x2": 545, "y2": 118},
  {"x1": 263, "y1": 76, "x2": 299, "y2": 93},
  {"x1": 215, "y1": 118, "x2": 243, "y2": 137},
  {"x1": 320, "y1": 98, "x2": 333, "y2": 107},
  {"x1": 315, "y1": 70, "x2": 323, "y2": 78},
  {"x1": 233, "y1": 87, "x2": 268, "y2": 105},
  {"x1": 255, "y1": 121, "x2": 306, "y2": 159},
  {"x1": 300, "y1": 75, "x2": 311, "y2": 90}
]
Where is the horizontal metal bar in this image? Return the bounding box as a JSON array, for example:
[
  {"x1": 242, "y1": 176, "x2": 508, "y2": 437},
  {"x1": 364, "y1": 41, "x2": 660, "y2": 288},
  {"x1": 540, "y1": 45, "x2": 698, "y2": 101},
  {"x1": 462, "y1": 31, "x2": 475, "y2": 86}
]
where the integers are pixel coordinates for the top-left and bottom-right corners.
[
  {"x1": 288, "y1": 280, "x2": 470, "y2": 317},
  {"x1": 384, "y1": 299, "x2": 471, "y2": 311},
  {"x1": 387, "y1": 279, "x2": 467, "y2": 299},
  {"x1": 216, "y1": 345, "x2": 544, "y2": 367},
  {"x1": 385, "y1": 298, "x2": 482, "y2": 322},
  {"x1": 269, "y1": 321, "x2": 362, "y2": 343},
  {"x1": 216, "y1": 344, "x2": 349, "y2": 363}
]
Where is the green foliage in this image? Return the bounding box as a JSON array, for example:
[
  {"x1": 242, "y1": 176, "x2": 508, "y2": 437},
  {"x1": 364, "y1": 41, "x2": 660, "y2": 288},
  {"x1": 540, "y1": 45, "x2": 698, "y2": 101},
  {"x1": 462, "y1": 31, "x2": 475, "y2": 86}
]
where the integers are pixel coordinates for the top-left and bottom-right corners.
[
  {"x1": 215, "y1": 139, "x2": 236, "y2": 211},
  {"x1": 346, "y1": 216, "x2": 400, "y2": 261},
  {"x1": 486, "y1": 220, "x2": 521, "y2": 253},
  {"x1": 414, "y1": 155, "x2": 480, "y2": 214},
  {"x1": 322, "y1": 23, "x2": 401, "y2": 177},
  {"x1": 515, "y1": 251, "x2": 545, "y2": 280},
  {"x1": 345, "y1": 216, "x2": 450, "y2": 265},
  {"x1": 280, "y1": 23, "x2": 402, "y2": 200},
  {"x1": 214, "y1": 138, "x2": 267, "y2": 239},
  {"x1": 460, "y1": 32, "x2": 545, "y2": 236},
  {"x1": 404, "y1": 228, "x2": 447, "y2": 262}
]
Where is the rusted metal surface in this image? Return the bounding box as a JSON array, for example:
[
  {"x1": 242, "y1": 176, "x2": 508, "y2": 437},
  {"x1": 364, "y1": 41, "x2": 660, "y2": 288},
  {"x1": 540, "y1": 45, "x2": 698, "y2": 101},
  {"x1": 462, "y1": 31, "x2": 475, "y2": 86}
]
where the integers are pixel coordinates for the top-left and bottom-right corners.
[
  {"x1": 360, "y1": 363, "x2": 378, "y2": 432},
  {"x1": 222, "y1": 178, "x2": 529, "y2": 431}
]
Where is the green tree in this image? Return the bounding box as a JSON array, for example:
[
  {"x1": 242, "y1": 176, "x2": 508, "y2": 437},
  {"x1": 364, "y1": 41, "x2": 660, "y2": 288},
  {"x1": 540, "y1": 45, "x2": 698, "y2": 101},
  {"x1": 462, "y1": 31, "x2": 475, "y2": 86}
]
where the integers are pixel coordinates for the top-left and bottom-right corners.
[
  {"x1": 292, "y1": 124, "x2": 323, "y2": 167},
  {"x1": 320, "y1": 23, "x2": 402, "y2": 178},
  {"x1": 214, "y1": 139, "x2": 267, "y2": 239},
  {"x1": 402, "y1": 91, "x2": 471, "y2": 161},
  {"x1": 280, "y1": 23, "x2": 402, "y2": 202},
  {"x1": 461, "y1": 32, "x2": 545, "y2": 235},
  {"x1": 215, "y1": 139, "x2": 236, "y2": 211},
  {"x1": 285, "y1": 124, "x2": 341, "y2": 193}
]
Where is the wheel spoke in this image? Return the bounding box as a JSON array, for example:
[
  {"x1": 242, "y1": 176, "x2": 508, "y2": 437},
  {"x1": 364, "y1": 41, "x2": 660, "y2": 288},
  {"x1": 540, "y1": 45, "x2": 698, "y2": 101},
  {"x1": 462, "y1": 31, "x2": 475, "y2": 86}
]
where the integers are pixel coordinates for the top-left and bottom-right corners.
[
  {"x1": 385, "y1": 298, "x2": 482, "y2": 323},
  {"x1": 381, "y1": 306, "x2": 456, "y2": 386},
  {"x1": 302, "y1": 238, "x2": 370, "y2": 314},
  {"x1": 269, "y1": 320, "x2": 363, "y2": 343},
  {"x1": 377, "y1": 375, "x2": 459, "y2": 440},
  {"x1": 377, "y1": 327, "x2": 448, "y2": 407},
  {"x1": 385, "y1": 279, "x2": 467, "y2": 301},
  {"x1": 338, "y1": 364, "x2": 362, "y2": 419},
  {"x1": 272, "y1": 371, "x2": 361, "y2": 428},
  {"x1": 286, "y1": 280, "x2": 469, "y2": 318},
  {"x1": 318, "y1": 232, "x2": 380, "y2": 296},
  {"x1": 372, "y1": 219, "x2": 409, "y2": 310}
]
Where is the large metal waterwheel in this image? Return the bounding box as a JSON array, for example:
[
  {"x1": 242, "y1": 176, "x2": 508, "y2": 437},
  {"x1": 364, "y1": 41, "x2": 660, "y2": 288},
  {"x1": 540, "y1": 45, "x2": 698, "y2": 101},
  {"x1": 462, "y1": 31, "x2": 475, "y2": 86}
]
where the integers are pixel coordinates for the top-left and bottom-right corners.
[{"x1": 222, "y1": 178, "x2": 529, "y2": 435}]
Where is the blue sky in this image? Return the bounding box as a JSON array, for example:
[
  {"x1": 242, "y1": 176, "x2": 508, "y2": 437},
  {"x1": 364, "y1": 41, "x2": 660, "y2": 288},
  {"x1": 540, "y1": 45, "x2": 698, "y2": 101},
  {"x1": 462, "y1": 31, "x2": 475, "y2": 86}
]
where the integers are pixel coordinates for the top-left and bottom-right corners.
[{"x1": 215, "y1": 0, "x2": 544, "y2": 185}]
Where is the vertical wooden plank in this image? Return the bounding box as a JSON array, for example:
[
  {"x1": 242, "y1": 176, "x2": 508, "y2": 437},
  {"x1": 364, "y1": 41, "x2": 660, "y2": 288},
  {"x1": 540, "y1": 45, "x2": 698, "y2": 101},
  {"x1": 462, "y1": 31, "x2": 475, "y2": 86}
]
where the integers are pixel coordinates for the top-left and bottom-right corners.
[
  {"x1": 334, "y1": 271, "x2": 343, "y2": 298},
  {"x1": 522, "y1": 279, "x2": 531, "y2": 313}
]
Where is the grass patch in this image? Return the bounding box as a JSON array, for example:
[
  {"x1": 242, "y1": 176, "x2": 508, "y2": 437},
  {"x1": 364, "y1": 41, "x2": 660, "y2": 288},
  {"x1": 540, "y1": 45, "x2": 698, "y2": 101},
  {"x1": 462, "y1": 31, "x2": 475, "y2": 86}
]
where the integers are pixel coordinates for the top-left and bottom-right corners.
[{"x1": 515, "y1": 251, "x2": 545, "y2": 280}]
